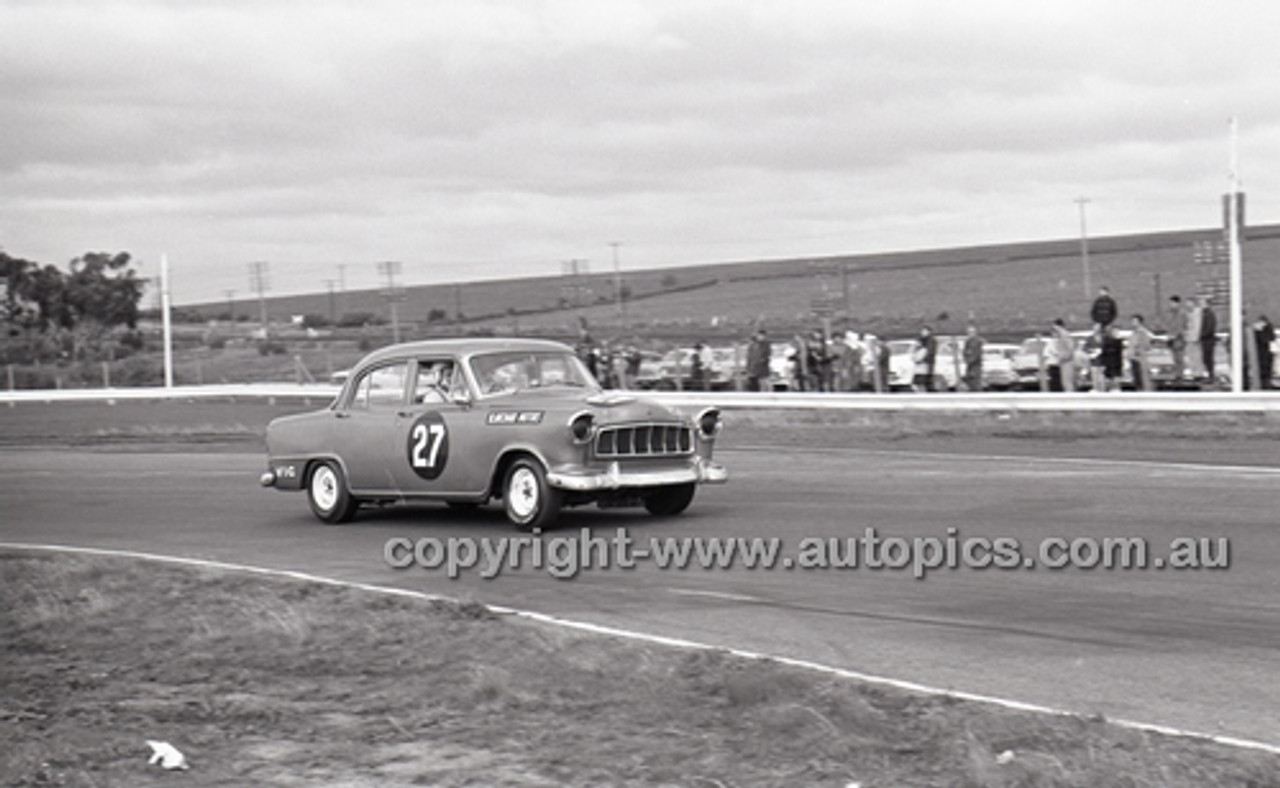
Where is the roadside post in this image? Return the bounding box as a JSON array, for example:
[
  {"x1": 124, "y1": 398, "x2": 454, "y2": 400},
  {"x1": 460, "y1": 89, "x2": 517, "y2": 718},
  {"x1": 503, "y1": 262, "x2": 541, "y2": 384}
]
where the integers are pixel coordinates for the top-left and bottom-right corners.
[{"x1": 1037, "y1": 336, "x2": 1048, "y2": 392}]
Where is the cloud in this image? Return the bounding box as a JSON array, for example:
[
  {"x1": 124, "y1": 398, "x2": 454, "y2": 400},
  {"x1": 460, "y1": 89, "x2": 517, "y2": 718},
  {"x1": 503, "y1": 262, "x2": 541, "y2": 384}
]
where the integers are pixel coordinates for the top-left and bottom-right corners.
[{"x1": 3, "y1": 0, "x2": 1279, "y2": 301}]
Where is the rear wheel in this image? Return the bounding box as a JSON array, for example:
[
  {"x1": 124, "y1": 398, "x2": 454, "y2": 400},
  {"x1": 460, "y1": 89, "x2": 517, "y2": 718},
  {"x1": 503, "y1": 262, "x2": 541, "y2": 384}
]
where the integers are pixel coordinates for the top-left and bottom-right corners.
[
  {"x1": 644, "y1": 483, "x2": 696, "y2": 517},
  {"x1": 503, "y1": 457, "x2": 562, "y2": 530},
  {"x1": 307, "y1": 460, "x2": 358, "y2": 524}
]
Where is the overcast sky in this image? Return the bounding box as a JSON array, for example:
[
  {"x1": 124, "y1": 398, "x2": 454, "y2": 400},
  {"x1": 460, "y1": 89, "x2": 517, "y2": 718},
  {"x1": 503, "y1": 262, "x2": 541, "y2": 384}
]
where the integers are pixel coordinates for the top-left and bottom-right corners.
[{"x1": 3, "y1": 0, "x2": 1279, "y2": 304}]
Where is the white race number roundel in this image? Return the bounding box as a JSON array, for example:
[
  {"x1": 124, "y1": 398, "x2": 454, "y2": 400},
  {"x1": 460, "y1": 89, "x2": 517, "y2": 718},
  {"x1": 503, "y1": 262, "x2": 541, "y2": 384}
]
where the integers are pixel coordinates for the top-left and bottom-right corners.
[{"x1": 406, "y1": 412, "x2": 449, "y2": 480}]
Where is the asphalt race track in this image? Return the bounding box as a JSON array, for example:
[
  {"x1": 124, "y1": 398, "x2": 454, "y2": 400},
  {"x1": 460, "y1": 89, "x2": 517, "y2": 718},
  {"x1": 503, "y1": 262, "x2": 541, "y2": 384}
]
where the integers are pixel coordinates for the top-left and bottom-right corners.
[{"x1": 3, "y1": 444, "x2": 1279, "y2": 746}]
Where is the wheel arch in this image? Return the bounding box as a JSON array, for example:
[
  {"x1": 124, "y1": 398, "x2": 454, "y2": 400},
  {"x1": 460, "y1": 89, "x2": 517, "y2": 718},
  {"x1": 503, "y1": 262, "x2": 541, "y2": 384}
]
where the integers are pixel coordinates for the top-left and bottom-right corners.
[
  {"x1": 488, "y1": 446, "x2": 550, "y2": 500},
  {"x1": 302, "y1": 454, "x2": 352, "y2": 488}
]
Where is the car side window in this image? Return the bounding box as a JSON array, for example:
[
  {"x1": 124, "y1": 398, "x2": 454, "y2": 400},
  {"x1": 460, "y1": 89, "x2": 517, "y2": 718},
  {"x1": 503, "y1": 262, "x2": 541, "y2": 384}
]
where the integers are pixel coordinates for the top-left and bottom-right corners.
[
  {"x1": 350, "y1": 362, "x2": 409, "y2": 410},
  {"x1": 413, "y1": 359, "x2": 456, "y2": 404}
]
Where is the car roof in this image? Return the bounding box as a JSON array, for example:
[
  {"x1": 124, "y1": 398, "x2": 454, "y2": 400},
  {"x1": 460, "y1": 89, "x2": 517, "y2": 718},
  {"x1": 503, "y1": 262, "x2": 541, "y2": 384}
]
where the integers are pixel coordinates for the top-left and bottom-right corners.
[{"x1": 356, "y1": 337, "x2": 573, "y2": 368}]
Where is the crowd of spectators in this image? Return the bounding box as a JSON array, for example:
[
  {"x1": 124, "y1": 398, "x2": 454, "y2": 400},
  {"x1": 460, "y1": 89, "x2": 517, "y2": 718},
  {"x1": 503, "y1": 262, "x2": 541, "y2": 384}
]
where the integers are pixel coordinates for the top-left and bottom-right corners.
[{"x1": 570, "y1": 286, "x2": 1277, "y2": 394}]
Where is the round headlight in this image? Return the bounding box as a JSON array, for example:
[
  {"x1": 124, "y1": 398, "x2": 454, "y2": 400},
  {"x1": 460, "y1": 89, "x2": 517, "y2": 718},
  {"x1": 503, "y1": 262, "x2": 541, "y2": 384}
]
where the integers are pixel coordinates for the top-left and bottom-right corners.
[
  {"x1": 696, "y1": 407, "x2": 722, "y2": 439},
  {"x1": 570, "y1": 412, "x2": 595, "y2": 443}
]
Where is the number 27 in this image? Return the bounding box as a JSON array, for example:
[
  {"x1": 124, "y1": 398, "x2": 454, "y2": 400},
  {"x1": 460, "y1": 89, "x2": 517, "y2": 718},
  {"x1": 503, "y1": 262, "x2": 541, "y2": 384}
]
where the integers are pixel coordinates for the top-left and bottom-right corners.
[{"x1": 411, "y1": 423, "x2": 445, "y2": 469}]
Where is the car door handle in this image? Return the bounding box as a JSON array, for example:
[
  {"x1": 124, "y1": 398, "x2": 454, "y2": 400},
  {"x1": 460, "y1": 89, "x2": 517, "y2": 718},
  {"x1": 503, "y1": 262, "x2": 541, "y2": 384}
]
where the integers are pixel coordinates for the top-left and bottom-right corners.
[{"x1": 396, "y1": 410, "x2": 414, "y2": 418}]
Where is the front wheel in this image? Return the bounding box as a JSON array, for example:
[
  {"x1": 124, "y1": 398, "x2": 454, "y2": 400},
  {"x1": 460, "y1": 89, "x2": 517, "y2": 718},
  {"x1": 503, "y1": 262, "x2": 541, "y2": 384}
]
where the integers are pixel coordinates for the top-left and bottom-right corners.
[
  {"x1": 307, "y1": 460, "x2": 358, "y2": 524},
  {"x1": 644, "y1": 483, "x2": 696, "y2": 517},
  {"x1": 503, "y1": 457, "x2": 562, "y2": 530}
]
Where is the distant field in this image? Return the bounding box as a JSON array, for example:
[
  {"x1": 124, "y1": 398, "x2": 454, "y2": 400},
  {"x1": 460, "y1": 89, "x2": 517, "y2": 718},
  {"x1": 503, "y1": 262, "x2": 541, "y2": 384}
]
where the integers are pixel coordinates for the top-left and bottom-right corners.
[
  {"x1": 182, "y1": 224, "x2": 1280, "y2": 344},
  {"x1": 10, "y1": 224, "x2": 1278, "y2": 390}
]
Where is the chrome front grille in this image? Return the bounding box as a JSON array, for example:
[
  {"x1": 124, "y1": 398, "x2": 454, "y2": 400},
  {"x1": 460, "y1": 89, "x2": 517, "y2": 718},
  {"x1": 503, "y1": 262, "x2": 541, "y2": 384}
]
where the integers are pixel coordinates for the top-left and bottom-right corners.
[{"x1": 595, "y1": 423, "x2": 693, "y2": 458}]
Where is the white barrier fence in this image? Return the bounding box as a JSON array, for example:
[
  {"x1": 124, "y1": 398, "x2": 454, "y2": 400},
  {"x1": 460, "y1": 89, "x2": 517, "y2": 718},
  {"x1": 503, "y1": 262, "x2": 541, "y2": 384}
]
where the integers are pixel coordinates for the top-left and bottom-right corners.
[
  {"x1": 3, "y1": 383, "x2": 1280, "y2": 413},
  {"x1": 0, "y1": 383, "x2": 342, "y2": 404}
]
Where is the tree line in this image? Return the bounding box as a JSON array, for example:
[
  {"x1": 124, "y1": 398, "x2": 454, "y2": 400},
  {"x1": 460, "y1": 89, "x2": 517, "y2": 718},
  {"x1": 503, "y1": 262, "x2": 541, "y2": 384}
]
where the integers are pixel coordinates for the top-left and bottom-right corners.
[{"x1": 1, "y1": 251, "x2": 146, "y2": 363}]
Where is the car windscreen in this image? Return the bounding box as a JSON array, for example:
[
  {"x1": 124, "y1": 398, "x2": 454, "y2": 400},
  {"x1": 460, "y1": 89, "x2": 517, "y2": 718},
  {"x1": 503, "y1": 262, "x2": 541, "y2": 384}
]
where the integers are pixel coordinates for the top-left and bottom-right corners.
[{"x1": 469, "y1": 351, "x2": 597, "y2": 396}]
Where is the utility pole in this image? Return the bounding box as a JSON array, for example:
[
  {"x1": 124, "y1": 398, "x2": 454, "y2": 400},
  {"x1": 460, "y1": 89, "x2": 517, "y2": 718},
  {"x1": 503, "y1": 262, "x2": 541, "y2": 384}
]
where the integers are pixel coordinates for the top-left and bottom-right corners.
[
  {"x1": 222, "y1": 289, "x2": 236, "y2": 322},
  {"x1": 324, "y1": 279, "x2": 337, "y2": 326},
  {"x1": 248, "y1": 261, "x2": 270, "y2": 338},
  {"x1": 1074, "y1": 197, "x2": 1092, "y2": 300},
  {"x1": 377, "y1": 260, "x2": 403, "y2": 344},
  {"x1": 454, "y1": 283, "x2": 463, "y2": 325},
  {"x1": 1227, "y1": 117, "x2": 1244, "y2": 393},
  {"x1": 563, "y1": 258, "x2": 588, "y2": 313}
]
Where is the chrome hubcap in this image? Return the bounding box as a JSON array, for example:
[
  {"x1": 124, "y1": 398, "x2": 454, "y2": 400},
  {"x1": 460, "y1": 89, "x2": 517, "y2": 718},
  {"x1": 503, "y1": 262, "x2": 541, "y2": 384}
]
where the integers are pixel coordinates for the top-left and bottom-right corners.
[
  {"x1": 508, "y1": 467, "x2": 539, "y2": 520},
  {"x1": 312, "y1": 466, "x2": 338, "y2": 512}
]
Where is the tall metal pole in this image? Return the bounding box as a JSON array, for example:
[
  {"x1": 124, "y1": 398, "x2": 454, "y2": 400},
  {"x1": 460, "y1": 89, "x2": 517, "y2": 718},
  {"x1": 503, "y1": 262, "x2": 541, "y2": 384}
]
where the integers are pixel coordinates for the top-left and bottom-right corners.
[
  {"x1": 378, "y1": 260, "x2": 403, "y2": 344},
  {"x1": 324, "y1": 280, "x2": 337, "y2": 326},
  {"x1": 222, "y1": 289, "x2": 236, "y2": 322},
  {"x1": 1228, "y1": 117, "x2": 1244, "y2": 393},
  {"x1": 1075, "y1": 197, "x2": 1092, "y2": 300},
  {"x1": 249, "y1": 261, "x2": 270, "y2": 338},
  {"x1": 161, "y1": 253, "x2": 173, "y2": 389}
]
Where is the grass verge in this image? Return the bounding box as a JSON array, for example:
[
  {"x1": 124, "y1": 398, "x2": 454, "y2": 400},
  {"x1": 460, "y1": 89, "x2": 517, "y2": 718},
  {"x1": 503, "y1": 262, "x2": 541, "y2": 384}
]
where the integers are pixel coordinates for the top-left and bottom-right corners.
[
  {"x1": 3, "y1": 551, "x2": 1278, "y2": 787},
  {"x1": 5, "y1": 399, "x2": 1280, "y2": 455}
]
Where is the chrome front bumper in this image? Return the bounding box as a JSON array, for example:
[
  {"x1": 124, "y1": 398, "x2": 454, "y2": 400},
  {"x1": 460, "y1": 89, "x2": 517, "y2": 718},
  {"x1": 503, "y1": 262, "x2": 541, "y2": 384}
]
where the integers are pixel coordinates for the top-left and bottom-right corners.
[{"x1": 547, "y1": 457, "x2": 728, "y2": 492}]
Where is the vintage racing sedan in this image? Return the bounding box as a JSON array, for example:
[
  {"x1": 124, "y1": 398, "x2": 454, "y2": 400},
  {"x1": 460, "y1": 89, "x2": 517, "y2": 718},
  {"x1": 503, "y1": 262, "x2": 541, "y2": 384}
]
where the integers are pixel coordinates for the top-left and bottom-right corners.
[{"x1": 260, "y1": 338, "x2": 728, "y2": 528}]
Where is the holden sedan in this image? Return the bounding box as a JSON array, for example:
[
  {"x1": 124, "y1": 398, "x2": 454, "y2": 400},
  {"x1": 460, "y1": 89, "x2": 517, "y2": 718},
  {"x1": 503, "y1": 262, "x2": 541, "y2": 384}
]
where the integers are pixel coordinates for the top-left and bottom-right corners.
[{"x1": 259, "y1": 338, "x2": 728, "y2": 528}]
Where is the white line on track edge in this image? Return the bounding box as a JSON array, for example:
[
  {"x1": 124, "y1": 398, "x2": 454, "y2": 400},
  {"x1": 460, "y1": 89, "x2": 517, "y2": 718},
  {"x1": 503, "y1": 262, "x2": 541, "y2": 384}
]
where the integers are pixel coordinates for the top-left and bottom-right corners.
[
  {"x1": 4, "y1": 540, "x2": 1278, "y2": 757},
  {"x1": 730, "y1": 444, "x2": 1280, "y2": 476}
]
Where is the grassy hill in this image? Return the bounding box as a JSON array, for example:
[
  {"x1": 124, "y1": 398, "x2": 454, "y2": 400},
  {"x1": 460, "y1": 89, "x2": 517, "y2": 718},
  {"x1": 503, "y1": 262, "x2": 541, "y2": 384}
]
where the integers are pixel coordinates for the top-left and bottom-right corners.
[{"x1": 184, "y1": 224, "x2": 1280, "y2": 344}]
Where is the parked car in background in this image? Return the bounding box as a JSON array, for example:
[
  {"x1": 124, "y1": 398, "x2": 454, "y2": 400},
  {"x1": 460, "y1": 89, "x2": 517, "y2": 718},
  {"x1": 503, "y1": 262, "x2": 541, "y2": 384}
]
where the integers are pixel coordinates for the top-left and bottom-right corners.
[
  {"x1": 979, "y1": 343, "x2": 1021, "y2": 390},
  {"x1": 886, "y1": 339, "x2": 917, "y2": 390},
  {"x1": 931, "y1": 336, "x2": 965, "y2": 391},
  {"x1": 635, "y1": 347, "x2": 737, "y2": 391},
  {"x1": 629, "y1": 350, "x2": 668, "y2": 390},
  {"x1": 1012, "y1": 336, "x2": 1091, "y2": 390},
  {"x1": 768, "y1": 344, "x2": 797, "y2": 391},
  {"x1": 885, "y1": 337, "x2": 964, "y2": 391}
]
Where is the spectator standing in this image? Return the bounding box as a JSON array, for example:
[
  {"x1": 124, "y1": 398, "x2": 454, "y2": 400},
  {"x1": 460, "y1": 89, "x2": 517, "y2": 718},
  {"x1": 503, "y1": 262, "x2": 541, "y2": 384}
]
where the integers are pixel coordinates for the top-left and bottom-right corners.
[
  {"x1": 863, "y1": 334, "x2": 885, "y2": 393},
  {"x1": 624, "y1": 346, "x2": 642, "y2": 390},
  {"x1": 1050, "y1": 319, "x2": 1078, "y2": 392},
  {"x1": 1199, "y1": 297, "x2": 1218, "y2": 383},
  {"x1": 596, "y1": 342, "x2": 614, "y2": 389},
  {"x1": 1091, "y1": 286, "x2": 1118, "y2": 329},
  {"x1": 840, "y1": 331, "x2": 864, "y2": 391},
  {"x1": 576, "y1": 326, "x2": 598, "y2": 380},
  {"x1": 745, "y1": 329, "x2": 771, "y2": 392},
  {"x1": 783, "y1": 335, "x2": 803, "y2": 391},
  {"x1": 1166, "y1": 295, "x2": 1189, "y2": 380},
  {"x1": 1084, "y1": 326, "x2": 1105, "y2": 391},
  {"x1": 912, "y1": 325, "x2": 937, "y2": 392},
  {"x1": 807, "y1": 330, "x2": 830, "y2": 391},
  {"x1": 961, "y1": 325, "x2": 984, "y2": 392},
  {"x1": 877, "y1": 337, "x2": 892, "y2": 393},
  {"x1": 1099, "y1": 324, "x2": 1125, "y2": 391},
  {"x1": 690, "y1": 342, "x2": 708, "y2": 391},
  {"x1": 1127, "y1": 314, "x2": 1154, "y2": 391},
  {"x1": 1254, "y1": 315, "x2": 1275, "y2": 389},
  {"x1": 1185, "y1": 298, "x2": 1204, "y2": 378}
]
